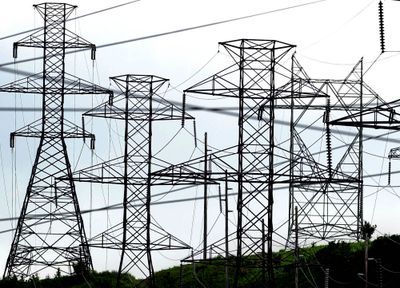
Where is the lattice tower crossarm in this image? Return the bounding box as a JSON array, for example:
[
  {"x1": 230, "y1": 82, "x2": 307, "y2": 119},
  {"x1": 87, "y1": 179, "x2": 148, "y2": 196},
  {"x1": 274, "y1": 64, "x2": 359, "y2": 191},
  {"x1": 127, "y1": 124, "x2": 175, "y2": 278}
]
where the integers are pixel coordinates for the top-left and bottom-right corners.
[{"x1": 0, "y1": 3, "x2": 113, "y2": 278}]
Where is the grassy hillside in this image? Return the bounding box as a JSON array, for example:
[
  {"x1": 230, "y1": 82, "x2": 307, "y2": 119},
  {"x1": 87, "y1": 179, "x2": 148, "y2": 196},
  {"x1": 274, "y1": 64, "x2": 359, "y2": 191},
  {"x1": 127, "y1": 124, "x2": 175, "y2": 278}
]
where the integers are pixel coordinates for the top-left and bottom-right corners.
[{"x1": 1, "y1": 235, "x2": 400, "y2": 287}]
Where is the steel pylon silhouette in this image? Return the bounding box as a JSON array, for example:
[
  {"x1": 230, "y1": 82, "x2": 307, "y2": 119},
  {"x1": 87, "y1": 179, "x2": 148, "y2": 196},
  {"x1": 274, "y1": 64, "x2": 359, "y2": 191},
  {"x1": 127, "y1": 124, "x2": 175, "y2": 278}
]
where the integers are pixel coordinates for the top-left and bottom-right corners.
[
  {"x1": 287, "y1": 59, "x2": 370, "y2": 245},
  {"x1": 0, "y1": 3, "x2": 112, "y2": 278},
  {"x1": 70, "y1": 74, "x2": 193, "y2": 287},
  {"x1": 288, "y1": 57, "x2": 400, "y2": 246},
  {"x1": 152, "y1": 39, "x2": 368, "y2": 287}
]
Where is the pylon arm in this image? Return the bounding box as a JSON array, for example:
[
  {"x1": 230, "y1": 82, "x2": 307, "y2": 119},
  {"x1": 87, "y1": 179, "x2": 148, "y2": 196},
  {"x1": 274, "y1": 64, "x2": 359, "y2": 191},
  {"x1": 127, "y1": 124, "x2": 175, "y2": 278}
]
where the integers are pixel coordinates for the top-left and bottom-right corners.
[
  {"x1": 66, "y1": 156, "x2": 153, "y2": 185},
  {"x1": 0, "y1": 73, "x2": 42, "y2": 94},
  {"x1": 10, "y1": 118, "x2": 95, "y2": 148},
  {"x1": 330, "y1": 99, "x2": 400, "y2": 129},
  {"x1": 0, "y1": 73, "x2": 113, "y2": 97},
  {"x1": 88, "y1": 221, "x2": 192, "y2": 251},
  {"x1": 83, "y1": 92, "x2": 194, "y2": 122},
  {"x1": 151, "y1": 148, "x2": 235, "y2": 185},
  {"x1": 14, "y1": 29, "x2": 96, "y2": 59},
  {"x1": 184, "y1": 64, "x2": 241, "y2": 98},
  {"x1": 64, "y1": 73, "x2": 114, "y2": 96}
]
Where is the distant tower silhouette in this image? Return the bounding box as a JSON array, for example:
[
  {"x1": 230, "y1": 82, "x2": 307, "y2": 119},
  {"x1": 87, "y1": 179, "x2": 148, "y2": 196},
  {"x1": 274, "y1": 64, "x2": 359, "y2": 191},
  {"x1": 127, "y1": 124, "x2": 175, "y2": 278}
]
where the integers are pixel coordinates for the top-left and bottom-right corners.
[{"x1": 0, "y1": 3, "x2": 112, "y2": 277}]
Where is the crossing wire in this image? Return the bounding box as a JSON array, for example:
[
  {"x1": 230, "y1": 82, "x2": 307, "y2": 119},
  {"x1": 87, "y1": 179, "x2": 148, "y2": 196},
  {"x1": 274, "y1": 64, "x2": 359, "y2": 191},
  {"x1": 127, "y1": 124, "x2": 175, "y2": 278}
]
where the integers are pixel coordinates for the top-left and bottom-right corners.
[
  {"x1": 0, "y1": 159, "x2": 400, "y2": 228},
  {"x1": 0, "y1": 0, "x2": 398, "y2": 248},
  {"x1": 0, "y1": 0, "x2": 142, "y2": 41},
  {"x1": 0, "y1": 0, "x2": 327, "y2": 68}
]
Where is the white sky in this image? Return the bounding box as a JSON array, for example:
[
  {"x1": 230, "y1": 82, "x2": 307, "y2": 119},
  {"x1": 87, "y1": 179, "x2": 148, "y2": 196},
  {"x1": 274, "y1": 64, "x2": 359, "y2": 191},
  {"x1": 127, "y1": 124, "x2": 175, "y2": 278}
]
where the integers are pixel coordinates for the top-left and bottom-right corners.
[{"x1": 0, "y1": 0, "x2": 400, "y2": 278}]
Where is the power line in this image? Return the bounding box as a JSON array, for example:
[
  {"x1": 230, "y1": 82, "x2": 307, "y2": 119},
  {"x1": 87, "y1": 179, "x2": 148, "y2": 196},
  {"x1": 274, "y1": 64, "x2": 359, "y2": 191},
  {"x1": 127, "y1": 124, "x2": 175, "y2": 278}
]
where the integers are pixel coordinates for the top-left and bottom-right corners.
[
  {"x1": 0, "y1": 103, "x2": 399, "y2": 146},
  {"x1": 0, "y1": 100, "x2": 398, "y2": 147},
  {"x1": 0, "y1": 0, "x2": 142, "y2": 41},
  {"x1": 0, "y1": 0, "x2": 395, "y2": 146},
  {"x1": 0, "y1": 0, "x2": 327, "y2": 68},
  {"x1": 95, "y1": 0, "x2": 326, "y2": 49},
  {"x1": 0, "y1": 0, "x2": 398, "y2": 252},
  {"x1": 1, "y1": 163, "x2": 400, "y2": 229},
  {"x1": 0, "y1": 66, "x2": 398, "y2": 145}
]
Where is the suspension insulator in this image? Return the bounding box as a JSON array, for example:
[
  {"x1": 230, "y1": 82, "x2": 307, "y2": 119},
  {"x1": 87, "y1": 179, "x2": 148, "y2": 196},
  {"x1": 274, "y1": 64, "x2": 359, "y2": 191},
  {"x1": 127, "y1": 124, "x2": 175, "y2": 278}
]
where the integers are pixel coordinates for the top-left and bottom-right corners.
[
  {"x1": 181, "y1": 93, "x2": 186, "y2": 127},
  {"x1": 379, "y1": 0, "x2": 385, "y2": 53},
  {"x1": 325, "y1": 98, "x2": 333, "y2": 179},
  {"x1": 13, "y1": 43, "x2": 18, "y2": 59},
  {"x1": 388, "y1": 160, "x2": 392, "y2": 185},
  {"x1": 193, "y1": 120, "x2": 197, "y2": 148}
]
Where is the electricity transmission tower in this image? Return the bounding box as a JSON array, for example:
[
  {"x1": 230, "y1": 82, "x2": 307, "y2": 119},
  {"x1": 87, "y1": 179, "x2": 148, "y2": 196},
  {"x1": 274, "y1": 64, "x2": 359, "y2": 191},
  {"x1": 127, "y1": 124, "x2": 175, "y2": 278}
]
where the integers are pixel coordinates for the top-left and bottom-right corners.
[
  {"x1": 287, "y1": 59, "x2": 382, "y2": 245},
  {"x1": 0, "y1": 1, "x2": 395, "y2": 284},
  {"x1": 70, "y1": 74, "x2": 193, "y2": 287},
  {"x1": 152, "y1": 39, "x2": 298, "y2": 287},
  {"x1": 0, "y1": 3, "x2": 112, "y2": 277},
  {"x1": 152, "y1": 39, "x2": 373, "y2": 287}
]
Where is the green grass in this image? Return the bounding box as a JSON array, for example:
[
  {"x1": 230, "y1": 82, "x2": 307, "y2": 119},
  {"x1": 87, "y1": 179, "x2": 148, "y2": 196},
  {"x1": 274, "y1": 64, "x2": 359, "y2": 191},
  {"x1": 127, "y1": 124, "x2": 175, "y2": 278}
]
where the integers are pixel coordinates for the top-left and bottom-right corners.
[{"x1": 2, "y1": 235, "x2": 400, "y2": 287}]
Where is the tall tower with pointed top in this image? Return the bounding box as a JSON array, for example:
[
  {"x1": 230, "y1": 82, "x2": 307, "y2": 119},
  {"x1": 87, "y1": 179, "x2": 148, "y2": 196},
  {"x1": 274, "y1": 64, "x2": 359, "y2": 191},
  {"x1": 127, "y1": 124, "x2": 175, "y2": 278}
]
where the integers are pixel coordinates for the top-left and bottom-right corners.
[{"x1": 0, "y1": 3, "x2": 112, "y2": 277}]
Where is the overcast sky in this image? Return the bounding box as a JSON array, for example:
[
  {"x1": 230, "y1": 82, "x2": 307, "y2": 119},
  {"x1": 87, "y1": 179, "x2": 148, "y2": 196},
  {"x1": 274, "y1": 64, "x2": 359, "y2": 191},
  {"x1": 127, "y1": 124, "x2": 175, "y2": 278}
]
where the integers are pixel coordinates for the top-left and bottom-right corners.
[{"x1": 0, "y1": 0, "x2": 400, "y2": 278}]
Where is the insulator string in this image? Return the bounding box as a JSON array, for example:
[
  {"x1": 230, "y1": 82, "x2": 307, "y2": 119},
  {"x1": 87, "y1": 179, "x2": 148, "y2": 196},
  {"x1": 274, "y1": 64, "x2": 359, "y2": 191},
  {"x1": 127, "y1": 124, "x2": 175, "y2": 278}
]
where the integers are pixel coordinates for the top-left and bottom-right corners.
[{"x1": 378, "y1": 0, "x2": 385, "y2": 54}]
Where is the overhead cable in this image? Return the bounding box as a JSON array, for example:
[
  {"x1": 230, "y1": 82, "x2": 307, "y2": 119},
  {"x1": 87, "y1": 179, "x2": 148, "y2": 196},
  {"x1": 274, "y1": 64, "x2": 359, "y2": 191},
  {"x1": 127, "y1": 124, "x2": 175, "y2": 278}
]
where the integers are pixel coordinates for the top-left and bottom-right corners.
[
  {"x1": 0, "y1": 0, "x2": 327, "y2": 68},
  {"x1": 0, "y1": 0, "x2": 142, "y2": 41}
]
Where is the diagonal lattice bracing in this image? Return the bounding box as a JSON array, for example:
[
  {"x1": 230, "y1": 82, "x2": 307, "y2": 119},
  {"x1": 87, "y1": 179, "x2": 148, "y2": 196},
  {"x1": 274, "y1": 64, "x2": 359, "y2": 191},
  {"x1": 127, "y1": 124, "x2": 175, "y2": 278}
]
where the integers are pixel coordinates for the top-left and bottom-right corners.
[
  {"x1": 152, "y1": 39, "x2": 299, "y2": 287},
  {"x1": 151, "y1": 40, "x2": 370, "y2": 288},
  {"x1": 69, "y1": 74, "x2": 193, "y2": 287},
  {"x1": 288, "y1": 59, "x2": 365, "y2": 246},
  {"x1": 0, "y1": 3, "x2": 112, "y2": 278},
  {"x1": 181, "y1": 40, "x2": 296, "y2": 287},
  {"x1": 287, "y1": 57, "x2": 396, "y2": 248}
]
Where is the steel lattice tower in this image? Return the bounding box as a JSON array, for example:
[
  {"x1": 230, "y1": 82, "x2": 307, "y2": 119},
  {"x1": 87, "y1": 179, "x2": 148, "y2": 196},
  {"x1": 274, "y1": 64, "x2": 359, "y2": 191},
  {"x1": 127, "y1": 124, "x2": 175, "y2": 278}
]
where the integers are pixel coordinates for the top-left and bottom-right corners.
[
  {"x1": 152, "y1": 39, "x2": 364, "y2": 287},
  {"x1": 287, "y1": 59, "x2": 365, "y2": 244},
  {"x1": 184, "y1": 40, "x2": 295, "y2": 287},
  {"x1": 287, "y1": 59, "x2": 388, "y2": 245},
  {"x1": 0, "y1": 3, "x2": 112, "y2": 277},
  {"x1": 70, "y1": 74, "x2": 193, "y2": 287},
  {"x1": 153, "y1": 39, "x2": 299, "y2": 287}
]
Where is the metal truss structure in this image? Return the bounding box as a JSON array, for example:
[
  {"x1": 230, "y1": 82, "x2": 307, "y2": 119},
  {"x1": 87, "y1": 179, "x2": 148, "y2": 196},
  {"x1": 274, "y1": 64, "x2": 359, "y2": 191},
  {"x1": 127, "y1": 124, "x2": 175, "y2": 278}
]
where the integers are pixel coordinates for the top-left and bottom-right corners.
[
  {"x1": 287, "y1": 59, "x2": 388, "y2": 245},
  {"x1": 0, "y1": 3, "x2": 112, "y2": 278},
  {"x1": 150, "y1": 39, "x2": 368, "y2": 287},
  {"x1": 69, "y1": 74, "x2": 193, "y2": 287},
  {"x1": 153, "y1": 39, "x2": 297, "y2": 287},
  {"x1": 328, "y1": 95, "x2": 400, "y2": 185},
  {"x1": 1, "y1": 2, "x2": 399, "y2": 285}
]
